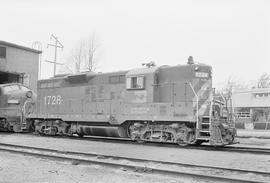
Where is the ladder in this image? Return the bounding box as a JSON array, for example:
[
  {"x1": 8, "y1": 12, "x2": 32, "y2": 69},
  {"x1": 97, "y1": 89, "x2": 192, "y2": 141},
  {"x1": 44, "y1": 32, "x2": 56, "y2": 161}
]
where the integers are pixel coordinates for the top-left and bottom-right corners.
[{"x1": 197, "y1": 116, "x2": 210, "y2": 140}]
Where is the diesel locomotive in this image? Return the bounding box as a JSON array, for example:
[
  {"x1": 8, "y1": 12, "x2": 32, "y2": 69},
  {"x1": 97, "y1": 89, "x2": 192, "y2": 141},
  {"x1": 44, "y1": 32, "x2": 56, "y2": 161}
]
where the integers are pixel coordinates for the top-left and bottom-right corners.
[
  {"x1": 0, "y1": 58, "x2": 236, "y2": 146},
  {"x1": 0, "y1": 83, "x2": 36, "y2": 132},
  {"x1": 23, "y1": 58, "x2": 235, "y2": 146}
]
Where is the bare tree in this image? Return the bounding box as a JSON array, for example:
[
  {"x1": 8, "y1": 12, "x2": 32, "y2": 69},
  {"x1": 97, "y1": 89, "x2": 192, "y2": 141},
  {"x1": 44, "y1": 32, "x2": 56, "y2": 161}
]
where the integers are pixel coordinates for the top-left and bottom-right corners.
[
  {"x1": 68, "y1": 33, "x2": 101, "y2": 73},
  {"x1": 219, "y1": 76, "x2": 250, "y2": 109},
  {"x1": 221, "y1": 76, "x2": 249, "y2": 95},
  {"x1": 84, "y1": 33, "x2": 100, "y2": 72},
  {"x1": 220, "y1": 77, "x2": 234, "y2": 106},
  {"x1": 72, "y1": 41, "x2": 84, "y2": 73},
  {"x1": 257, "y1": 73, "x2": 270, "y2": 88}
]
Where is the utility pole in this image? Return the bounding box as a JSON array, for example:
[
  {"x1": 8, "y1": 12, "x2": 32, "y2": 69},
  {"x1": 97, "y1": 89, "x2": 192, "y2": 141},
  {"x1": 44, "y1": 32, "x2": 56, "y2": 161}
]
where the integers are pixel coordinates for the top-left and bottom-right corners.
[
  {"x1": 32, "y1": 41, "x2": 42, "y2": 79},
  {"x1": 46, "y1": 34, "x2": 64, "y2": 77}
]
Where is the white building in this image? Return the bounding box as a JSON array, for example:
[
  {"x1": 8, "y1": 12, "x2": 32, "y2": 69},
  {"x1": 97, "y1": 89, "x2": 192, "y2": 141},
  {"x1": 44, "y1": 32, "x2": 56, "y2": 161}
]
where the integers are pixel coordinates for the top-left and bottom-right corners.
[
  {"x1": 0, "y1": 40, "x2": 41, "y2": 92},
  {"x1": 232, "y1": 88, "x2": 270, "y2": 130}
]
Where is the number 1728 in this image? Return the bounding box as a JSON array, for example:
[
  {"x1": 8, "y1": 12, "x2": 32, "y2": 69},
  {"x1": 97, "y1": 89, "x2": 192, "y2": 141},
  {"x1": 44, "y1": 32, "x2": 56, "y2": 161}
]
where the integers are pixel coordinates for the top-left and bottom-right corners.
[{"x1": 44, "y1": 95, "x2": 62, "y2": 105}]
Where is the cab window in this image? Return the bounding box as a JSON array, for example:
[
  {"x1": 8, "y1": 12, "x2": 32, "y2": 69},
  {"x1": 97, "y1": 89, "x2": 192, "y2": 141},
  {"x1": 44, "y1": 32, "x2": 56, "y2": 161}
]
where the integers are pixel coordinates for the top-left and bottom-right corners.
[{"x1": 126, "y1": 76, "x2": 144, "y2": 89}]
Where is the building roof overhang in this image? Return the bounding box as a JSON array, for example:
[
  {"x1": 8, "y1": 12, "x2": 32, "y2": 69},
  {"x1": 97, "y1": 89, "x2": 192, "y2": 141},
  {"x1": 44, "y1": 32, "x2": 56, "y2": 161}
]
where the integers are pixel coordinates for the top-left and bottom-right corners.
[{"x1": 0, "y1": 40, "x2": 42, "y2": 54}]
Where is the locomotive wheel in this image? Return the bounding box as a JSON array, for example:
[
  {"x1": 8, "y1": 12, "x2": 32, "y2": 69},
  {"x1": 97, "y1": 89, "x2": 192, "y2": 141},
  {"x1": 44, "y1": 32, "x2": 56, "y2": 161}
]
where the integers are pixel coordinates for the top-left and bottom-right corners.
[
  {"x1": 176, "y1": 140, "x2": 189, "y2": 147},
  {"x1": 193, "y1": 140, "x2": 204, "y2": 146},
  {"x1": 77, "y1": 132, "x2": 84, "y2": 138},
  {"x1": 175, "y1": 126, "x2": 195, "y2": 147},
  {"x1": 136, "y1": 139, "x2": 145, "y2": 144}
]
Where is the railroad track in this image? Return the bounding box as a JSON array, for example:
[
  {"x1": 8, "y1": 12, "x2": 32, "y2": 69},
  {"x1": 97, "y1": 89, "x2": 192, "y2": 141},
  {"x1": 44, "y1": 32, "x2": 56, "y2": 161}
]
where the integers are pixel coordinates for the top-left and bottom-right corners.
[
  {"x1": 1, "y1": 132, "x2": 270, "y2": 155},
  {"x1": 0, "y1": 142, "x2": 269, "y2": 183},
  {"x1": 221, "y1": 145, "x2": 270, "y2": 155},
  {"x1": 50, "y1": 134, "x2": 270, "y2": 155}
]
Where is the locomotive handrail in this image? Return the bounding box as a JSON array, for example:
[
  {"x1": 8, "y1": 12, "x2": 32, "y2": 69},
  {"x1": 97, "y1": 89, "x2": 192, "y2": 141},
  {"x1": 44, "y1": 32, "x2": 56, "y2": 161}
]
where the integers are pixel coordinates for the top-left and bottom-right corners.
[{"x1": 186, "y1": 82, "x2": 199, "y2": 130}]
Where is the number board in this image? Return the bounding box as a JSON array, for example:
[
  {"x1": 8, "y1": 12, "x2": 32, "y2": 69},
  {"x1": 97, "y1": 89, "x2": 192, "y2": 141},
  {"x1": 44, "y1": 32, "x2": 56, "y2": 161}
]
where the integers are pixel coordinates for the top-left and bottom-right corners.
[
  {"x1": 195, "y1": 72, "x2": 209, "y2": 78},
  {"x1": 44, "y1": 95, "x2": 62, "y2": 105}
]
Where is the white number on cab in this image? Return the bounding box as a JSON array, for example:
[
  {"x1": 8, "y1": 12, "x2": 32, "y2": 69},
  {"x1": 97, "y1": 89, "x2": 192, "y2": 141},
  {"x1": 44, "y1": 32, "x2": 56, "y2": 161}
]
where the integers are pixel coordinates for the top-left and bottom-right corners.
[{"x1": 44, "y1": 95, "x2": 62, "y2": 105}]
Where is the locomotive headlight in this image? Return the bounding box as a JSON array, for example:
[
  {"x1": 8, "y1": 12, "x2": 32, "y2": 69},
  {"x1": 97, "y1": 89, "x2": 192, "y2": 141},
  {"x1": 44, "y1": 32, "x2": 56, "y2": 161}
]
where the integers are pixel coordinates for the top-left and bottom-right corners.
[
  {"x1": 26, "y1": 91, "x2": 33, "y2": 98},
  {"x1": 195, "y1": 66, "x2": 199, "y2": 71}
]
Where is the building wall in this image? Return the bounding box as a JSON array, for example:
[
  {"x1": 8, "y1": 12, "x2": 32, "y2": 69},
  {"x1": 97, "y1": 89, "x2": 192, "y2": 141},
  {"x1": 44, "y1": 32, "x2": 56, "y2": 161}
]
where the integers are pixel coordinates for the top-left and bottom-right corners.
[
  {"x1": 232, "y1": 88, "x2": 270, "y2": 130},
  {"x1": 232, "y1": 88, "x2": 270, "y2": 108},
  {"x1": 0, "y1": 45, "x2": 39, "y2": 92}
]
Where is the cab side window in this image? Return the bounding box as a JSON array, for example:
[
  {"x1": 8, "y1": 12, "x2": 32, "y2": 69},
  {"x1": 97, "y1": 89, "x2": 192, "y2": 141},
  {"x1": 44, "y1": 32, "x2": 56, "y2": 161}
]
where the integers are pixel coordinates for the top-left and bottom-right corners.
[{"x1": 126, "y1": 76, "x2": 144, "y2": 89}]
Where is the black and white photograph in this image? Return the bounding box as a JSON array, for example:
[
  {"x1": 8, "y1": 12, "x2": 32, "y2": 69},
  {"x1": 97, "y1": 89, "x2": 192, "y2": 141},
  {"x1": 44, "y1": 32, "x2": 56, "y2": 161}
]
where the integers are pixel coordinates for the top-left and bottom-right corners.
[{"x1": 0, "y1": 0, "x2": 269, "y2": 182}]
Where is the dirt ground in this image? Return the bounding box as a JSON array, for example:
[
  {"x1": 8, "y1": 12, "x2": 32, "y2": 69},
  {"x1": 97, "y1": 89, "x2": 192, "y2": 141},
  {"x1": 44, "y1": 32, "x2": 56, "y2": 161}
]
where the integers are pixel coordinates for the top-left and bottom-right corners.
[
  {"x1": 0, "y1": 151, "x2": 209, "y2": 183},
  {"x1": 0, "y1": 134, "x2": 269, "y2": 173},
  {"x1": 237, "y1": 129, "x2": 270, "y2": 139},
  {"x1": 235, "y1": 137, "x2": 270, "y2": 148}
]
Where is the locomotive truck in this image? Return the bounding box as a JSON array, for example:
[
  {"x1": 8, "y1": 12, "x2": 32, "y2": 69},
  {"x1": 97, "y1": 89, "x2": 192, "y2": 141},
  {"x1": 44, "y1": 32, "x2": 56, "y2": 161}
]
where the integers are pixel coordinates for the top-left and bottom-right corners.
[{"x1": 1, "y1": 59, "x2": 236, "y2": 146}]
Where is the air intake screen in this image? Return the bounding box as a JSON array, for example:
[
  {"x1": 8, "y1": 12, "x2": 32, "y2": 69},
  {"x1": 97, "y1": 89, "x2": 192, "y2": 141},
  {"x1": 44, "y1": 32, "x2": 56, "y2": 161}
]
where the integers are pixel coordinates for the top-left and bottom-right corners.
[{"x1": 67, "y1": 74, "x2": 87, "y2": 83}]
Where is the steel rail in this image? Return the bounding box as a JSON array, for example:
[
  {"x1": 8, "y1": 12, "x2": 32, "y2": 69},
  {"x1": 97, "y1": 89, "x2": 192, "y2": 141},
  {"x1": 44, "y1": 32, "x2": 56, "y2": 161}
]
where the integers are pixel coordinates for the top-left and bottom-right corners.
[
  {"x1": 0, "y1": 142, "x2": 269, "y2": 183},
  {"x1": 2, "y1": 133, "x2": 270, "y2": 155},
  {"x1": 55, "y1": 134, "x2": 270, "y2": 155}
]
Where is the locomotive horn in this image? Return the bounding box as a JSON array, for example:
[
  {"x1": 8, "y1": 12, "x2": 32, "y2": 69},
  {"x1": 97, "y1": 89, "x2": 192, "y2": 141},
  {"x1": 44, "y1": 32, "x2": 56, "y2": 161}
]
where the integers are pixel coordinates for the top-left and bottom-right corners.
[{"x1": 187, "y1": 56, "x2": 194, "y2": 64}]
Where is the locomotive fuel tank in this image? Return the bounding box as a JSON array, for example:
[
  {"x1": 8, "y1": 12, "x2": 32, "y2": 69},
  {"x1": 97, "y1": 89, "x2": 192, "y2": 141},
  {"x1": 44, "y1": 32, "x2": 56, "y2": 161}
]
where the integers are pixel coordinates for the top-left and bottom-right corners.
[{"x1": 73, "y1": 125, "x2": 127, "y2": 137}]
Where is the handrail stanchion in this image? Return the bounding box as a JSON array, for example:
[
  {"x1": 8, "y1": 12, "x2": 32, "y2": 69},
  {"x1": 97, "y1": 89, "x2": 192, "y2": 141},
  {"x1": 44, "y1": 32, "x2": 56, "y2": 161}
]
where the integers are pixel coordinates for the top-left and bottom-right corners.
[{"x1": 186, "y1": 82, "x2": 199, "y2": 134}]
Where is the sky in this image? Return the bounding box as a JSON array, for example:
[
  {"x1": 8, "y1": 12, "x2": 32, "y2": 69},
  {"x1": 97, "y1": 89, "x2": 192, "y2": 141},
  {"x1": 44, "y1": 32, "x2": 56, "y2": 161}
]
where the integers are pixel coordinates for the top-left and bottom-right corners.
[{"x1": 1, "y1": 0, "x2": 269, "y2": 88}]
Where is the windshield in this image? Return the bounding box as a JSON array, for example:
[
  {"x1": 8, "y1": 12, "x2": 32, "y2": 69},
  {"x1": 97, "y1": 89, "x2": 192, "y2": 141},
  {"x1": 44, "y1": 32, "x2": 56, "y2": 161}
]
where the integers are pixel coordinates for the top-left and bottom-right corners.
[{"x1": 3, "y1": 85, "x2": 20, "y2": 94}]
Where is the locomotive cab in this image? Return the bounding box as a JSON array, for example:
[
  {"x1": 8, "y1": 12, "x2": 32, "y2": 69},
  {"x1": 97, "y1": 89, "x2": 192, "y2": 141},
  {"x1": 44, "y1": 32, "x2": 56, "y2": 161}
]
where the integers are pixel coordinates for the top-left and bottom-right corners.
[{"x1": 126, "y1": 62, "x2": 235, "y2": 146}]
